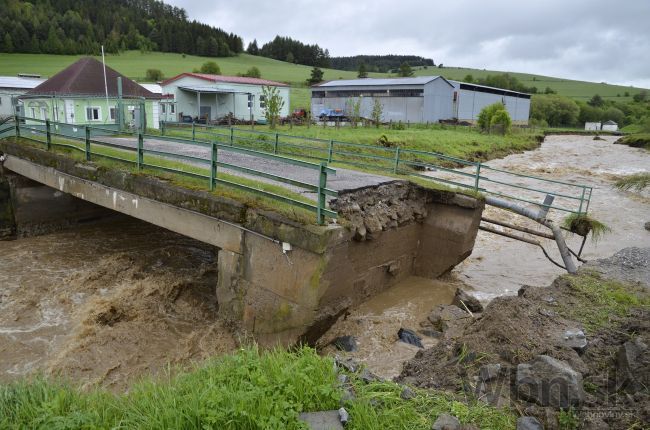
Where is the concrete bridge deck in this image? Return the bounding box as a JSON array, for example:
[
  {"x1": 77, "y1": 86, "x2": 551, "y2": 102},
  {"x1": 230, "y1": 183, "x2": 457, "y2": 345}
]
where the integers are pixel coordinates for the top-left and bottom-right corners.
[{"x1": 0, "y1": 138, "x2": 484, "y2": 345}]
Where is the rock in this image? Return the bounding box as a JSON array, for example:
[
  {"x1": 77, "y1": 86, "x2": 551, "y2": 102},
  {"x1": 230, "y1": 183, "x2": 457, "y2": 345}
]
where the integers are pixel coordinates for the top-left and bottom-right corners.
[
  {"x1": 338, "y1": 374, "x2": 349, "y2": 385},
  {"x1": 335, "y1": 357, "x2": 360, "y2": 373},
  {"x1": 332, "y1": 336, "x2": 358, "y2": 352},
  {"x1": 360, "y1": 368, "x2": 383, "y2": 384},
  {"x1": 400, "y1": 386, "x2": 416, "y2": 400},
  {"x1": 428, "y1": 305, "x2": 471, "y2": 331},
  {"x1": 516, "y1": 355, "x2": 585, "y2": 408},
  {"x1": 420, "y1": 328, "x2": 443, "y2": 338},
  {"x1": 432, "y1": 413, "x2": 461, "y2": 430},
  {"x1": 298, "y1": 411, "x2": 344, "y2": 430},
  {"x1": 479, "y1": 364, "x2": 501, "y2": 382},
  {"x1": 452, "y1": 288, "x2": 483, "y2": 313},
  {"x1": 562, "y1": 329, "x2": 588, "y2": 355},
  {"x1": 645, "y1": 222, "x2": 650, "y2": 231},
  {"x1": 398, "y1": 328, "x2": 424, "y2": 348},
  {"x1": 340, "y1": 385, "x2": 355, "y2": 403},
  {"x1": 616, "y1": 337, "x2": 649, "y2": 393},
  {"x1": 516, "y1": 416, "x2": 543, "y2": 430},
  {"x1": 338, "y1": 407, "x2": 349, "y2": 425}
]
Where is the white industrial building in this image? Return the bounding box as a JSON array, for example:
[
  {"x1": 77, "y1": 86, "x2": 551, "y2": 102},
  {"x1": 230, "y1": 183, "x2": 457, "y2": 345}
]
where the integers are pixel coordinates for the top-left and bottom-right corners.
[
  {"x1": 449, "y1": 81, "x2": 531, "y2": 125},
  {"x1": 311, "y1": 77, "x2": 454, "y2": 123},
  {"x1": 161, "y1": 73, "x2": 290, "y2": 123},
  {"x1": 0, "y1": 76, "x2": 45, "y2": 117},
  {"x1": 310, "y1": 76, "x2": 531, "y2": 125}
]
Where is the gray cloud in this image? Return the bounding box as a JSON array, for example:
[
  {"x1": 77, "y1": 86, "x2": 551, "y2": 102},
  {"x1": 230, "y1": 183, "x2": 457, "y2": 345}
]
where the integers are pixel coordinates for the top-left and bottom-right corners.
[{"x1": 167, "y1": 0, "x2": 650, "y2": 87}]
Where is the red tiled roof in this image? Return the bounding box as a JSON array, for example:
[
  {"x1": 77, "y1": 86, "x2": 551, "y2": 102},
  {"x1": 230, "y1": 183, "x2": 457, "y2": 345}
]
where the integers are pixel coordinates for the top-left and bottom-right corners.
[
  {"x1": 26, "y1": 57, "x2": 161, "y2": 99},
  {"x1": 162, "y1": 72, "x2": 289, "y2": 87}
]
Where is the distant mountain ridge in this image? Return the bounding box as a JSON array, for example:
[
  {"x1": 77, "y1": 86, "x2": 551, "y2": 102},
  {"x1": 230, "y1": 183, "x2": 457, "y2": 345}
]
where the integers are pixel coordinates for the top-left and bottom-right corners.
[
  {"x1": 329, "y1": 55, "x2": 435, "y2": 73},
  {"x1": 0, "y1": 0, "x2": 243, "y2": 57}
]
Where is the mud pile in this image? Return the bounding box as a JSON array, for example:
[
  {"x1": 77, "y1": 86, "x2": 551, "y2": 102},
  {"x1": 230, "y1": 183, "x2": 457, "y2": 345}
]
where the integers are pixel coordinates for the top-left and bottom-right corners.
[{"x1": 398, "y1": 248, "x2": 650, "y2": 429}]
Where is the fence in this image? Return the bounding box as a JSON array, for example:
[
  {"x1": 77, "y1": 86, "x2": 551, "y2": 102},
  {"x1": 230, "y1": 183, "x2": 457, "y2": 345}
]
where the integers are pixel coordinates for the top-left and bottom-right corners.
[
  {"x1": 11, "y1": 116, "x2": 337, "y2": 225},
  {"x1": 161, "y1": 121, "x2": 593, "y2": 215}
]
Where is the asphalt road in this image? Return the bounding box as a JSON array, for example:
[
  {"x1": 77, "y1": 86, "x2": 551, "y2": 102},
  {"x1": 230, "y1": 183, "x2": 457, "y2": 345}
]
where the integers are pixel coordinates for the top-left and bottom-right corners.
[{"x1": 94, "y1": 136, "x2": 395, "y2": 200}]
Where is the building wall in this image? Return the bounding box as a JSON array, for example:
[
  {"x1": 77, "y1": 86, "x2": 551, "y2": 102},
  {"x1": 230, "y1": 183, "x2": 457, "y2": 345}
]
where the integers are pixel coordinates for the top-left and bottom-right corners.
[
  {"x1": 21, "y1": 97, "x2": 160, "y2": 130},
  {"x1": 423, "y1": 79, "x2": 454, "y2": 122},
  {"x1": 162, "y1": 76, "x2": 290, "y2": 122},
  {"x1": 0, "y1": 89, "x2": 29, "y2": 117},
  {"x1": 456, "y1": 87, "x2": 530, "y2": 125}
]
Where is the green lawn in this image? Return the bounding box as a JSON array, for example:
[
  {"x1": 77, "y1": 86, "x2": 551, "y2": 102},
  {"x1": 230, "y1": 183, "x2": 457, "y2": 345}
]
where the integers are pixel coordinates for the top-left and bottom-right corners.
[{"x1": 1, "y1": 51, "x2": 647, "y2": 110}]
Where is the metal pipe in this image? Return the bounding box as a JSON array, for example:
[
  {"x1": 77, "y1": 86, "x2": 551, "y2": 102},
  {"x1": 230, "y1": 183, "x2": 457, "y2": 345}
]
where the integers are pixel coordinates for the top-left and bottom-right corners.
[
  {"x1": 481, "y1": 216, "x2": 555, "y2": 240},
  {"x1": 485, "y1": 195, "x2": 577, "y2": 273}
]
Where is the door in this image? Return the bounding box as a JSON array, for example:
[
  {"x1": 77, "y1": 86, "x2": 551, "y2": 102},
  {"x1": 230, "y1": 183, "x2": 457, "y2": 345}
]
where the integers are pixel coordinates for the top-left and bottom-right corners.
[
  {"x1": 200, "y1": 106, "x2": 211, "y2": 122},
  {"x1": 64, "y1": 99, "x2": 74, "y2": 123}
]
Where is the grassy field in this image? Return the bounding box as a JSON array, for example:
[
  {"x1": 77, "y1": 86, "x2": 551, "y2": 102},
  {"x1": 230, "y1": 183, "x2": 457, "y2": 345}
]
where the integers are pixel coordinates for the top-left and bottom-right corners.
[
  {"x1": 0, "y1": 346, "x2": 516, "y2": 429},
  {"x1": 1, "y1": 51, "x2": 647, "y2": 110}
]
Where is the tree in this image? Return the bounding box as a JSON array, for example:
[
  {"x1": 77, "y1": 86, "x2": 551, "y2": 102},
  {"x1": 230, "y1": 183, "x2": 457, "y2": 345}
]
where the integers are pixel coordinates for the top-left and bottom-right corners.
[
  {"x1": 530, "y1": 94, "x2": 580, "y2": 127},
  {"x1": 285, "y1": 52, "x2": 295, "y2": 63},
  {"x1": 603, "y1": 107, "x2": 625, "y2": 125},
  {"x1": 588, "y1": 94, "x2": 604, "y2": 107},
  {"x1": 477, "y1": 102, "x2": 511, "y2": 134},
  {"x1": 463, "y1": 74, "x2": 474, "y2": 83},
  {"x1": 200, "y1": 61, "x2": 221, "y2": 75},
  {"x1": 306, "y1": 67, "x2": 324, "y2": 85},
  {"x1": 544, "y1": 87, "x2": 556, "y2": 94},
  {"x1": 1, "y1": 33, "x2": 14, "y2": 53},
  {"x1": 633, "y1": 90, "x2": 648, "y2": 102},
  {"x1": 371, "y1": 98, "x2": 383, "y2": 127},
  {"x1": 261, "y1": 85, "x2": 285, "y2": 129},
  {"x1": 246, "y1": 39, "x2": 259, "y2": 55},
  {"x1": 145, "y1": 68, "x2": 164, "y2": 81},
  {"x1": 358, "y1": 62, "x2": 368, "y2": 78},
  {"x1": 346, "y1": 98, "x2": 362, "y2": 127},
  {"x1": 241, "y1": 66, "x2": 261, "y2": 78},
  {"x1": 398, "y1": 62, "x2": 413, "y2": 77}
]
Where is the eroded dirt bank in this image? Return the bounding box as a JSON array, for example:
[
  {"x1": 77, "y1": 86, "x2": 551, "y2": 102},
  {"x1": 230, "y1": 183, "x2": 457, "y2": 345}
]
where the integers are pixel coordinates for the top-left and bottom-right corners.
[
  {"x1": 398, "y1": 248, "x2": 650, "y2": 429},
  {"x1": 0, "y1": 216, "x2": 236, "y2": 391}
]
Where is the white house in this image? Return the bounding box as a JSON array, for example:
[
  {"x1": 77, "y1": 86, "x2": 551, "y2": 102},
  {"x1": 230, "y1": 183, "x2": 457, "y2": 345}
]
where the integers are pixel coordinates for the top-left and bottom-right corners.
[
  {"x1": 161, "y1": 73, "x2": 290, "y2": 123},
  {"x1": 601, "y1": 120, "x2": 618, "y2": 132},
  {"x1": 585, "y1": 122, "x2": 601, "y2": 131},
  {"x1": 0, "y1": 76, "x2": 45, "y2": 117}
]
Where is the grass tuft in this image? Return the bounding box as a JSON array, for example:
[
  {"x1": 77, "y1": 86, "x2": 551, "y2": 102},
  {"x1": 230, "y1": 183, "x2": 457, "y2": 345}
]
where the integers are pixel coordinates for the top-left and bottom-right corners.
[
  {"x1": 562, "y1": 213, "x2": 611, "y2": 242},
  {"x1": 614, "y1": 172, "x2": 650, "y2": 191}
]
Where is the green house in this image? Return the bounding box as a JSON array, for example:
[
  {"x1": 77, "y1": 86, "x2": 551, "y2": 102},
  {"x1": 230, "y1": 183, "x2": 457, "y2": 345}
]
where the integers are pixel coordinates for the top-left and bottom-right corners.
[{"x1": 19, "y1": 57, "x2": 162, "y2": 131}]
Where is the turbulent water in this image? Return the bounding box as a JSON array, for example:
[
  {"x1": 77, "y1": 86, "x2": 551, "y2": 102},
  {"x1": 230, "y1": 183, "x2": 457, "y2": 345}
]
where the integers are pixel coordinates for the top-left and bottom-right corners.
[{"x1": 1, "y1": 135, "x2": 649, "y2": 385}]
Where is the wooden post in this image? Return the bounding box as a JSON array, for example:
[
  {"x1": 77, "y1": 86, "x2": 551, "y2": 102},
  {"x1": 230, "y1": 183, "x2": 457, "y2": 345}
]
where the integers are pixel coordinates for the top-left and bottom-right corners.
[
  {"x1": 137, "y1": 132, "x2": 144, "y2": 170},
  {"x1": 210, "y1": 143, "x2": 218, "y2": 191},
  {"x1": 317, "y1": 162, "x2": 327, "y2": 225},
  {"x1": 85, "y1": 126, "x2": 91, "y2": 161},
  {"x1": 274, "y1": 133, "x2": 279, "y2": 154},
  {"x1": 45, "y1": 120, "x2": 51, "y2": 150}
]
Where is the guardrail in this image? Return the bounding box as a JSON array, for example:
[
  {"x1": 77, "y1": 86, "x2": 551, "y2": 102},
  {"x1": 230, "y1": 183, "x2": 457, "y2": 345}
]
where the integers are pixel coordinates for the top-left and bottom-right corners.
[
  {"x1": 160, "y1": 121, "x2": 593, "y2": 214},
  {"x1": 11, "y1": 116, "x2": 337, "y2": 225}
]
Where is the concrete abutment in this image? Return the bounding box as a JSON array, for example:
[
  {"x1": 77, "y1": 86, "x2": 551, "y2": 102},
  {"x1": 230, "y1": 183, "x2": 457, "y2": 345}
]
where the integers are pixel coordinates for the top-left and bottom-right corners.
[{"x1": 0, "y1": 140, "x2": 484, "y2": 345}]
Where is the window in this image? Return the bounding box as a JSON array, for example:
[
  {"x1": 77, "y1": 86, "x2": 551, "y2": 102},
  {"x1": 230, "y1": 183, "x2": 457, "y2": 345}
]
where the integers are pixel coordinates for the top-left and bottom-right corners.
[
  {"x1": 41, "y1": 107, "x2": 48, "y2": 120},
  {"x1": 109, "y1": 107, "x2": 116, "y2": 121},
  {"x1": 161, "y1": 103, "x2": 166, "y2": 114},
  {"x1": 259, "y1": 95, "x2": 266, "y2": 109},
  {"x1": 0, "y1": 96, "x2": 3, "y2": 105},
  {"x1": 53, "y1": 108, "x2": 59, "y2": 121},
  {"x1": 86, "y1": 107, "x2": 100, "y2": 121},
  {"x1": 30, "y1": 107, "x2": 37, "y2": 118},
  {"x1": 170, "y1": 104, "x2": 175, "y2": 113},
  {"x1": 312, "y1": 91, "x2": 325, "y2": 98}
]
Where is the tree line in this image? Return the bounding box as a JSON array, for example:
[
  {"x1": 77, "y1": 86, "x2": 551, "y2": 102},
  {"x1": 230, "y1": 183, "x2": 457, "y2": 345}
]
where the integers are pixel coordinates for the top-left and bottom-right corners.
[
  {"x1": 247, "y1": 36, "x2": 330, "y2": 68},
  {"x1": 330, "y1": 55, "x2": 434, "y2": 73},
  {"x1": 0, "y1": 0, "x2": 243, "y2": 56}
]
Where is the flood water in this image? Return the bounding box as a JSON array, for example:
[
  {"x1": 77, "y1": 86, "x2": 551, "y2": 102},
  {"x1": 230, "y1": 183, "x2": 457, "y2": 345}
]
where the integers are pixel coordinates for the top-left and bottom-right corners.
[{"x1": 1, "y1": 135, "x2": 649, "y2": 385}]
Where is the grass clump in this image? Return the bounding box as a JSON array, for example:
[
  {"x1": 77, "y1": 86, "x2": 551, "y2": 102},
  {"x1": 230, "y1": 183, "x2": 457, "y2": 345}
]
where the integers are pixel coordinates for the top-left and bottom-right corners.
[
  {"x1": 562, "y1": 213, "x2": 611, "y2": 242},
  {"x1": 615, "y1": 133, "x2": 650, "y2": 150},
  {"x1": 614, "y1": 172, "x2": 650, "y2": 191},
  {"x1": 557, "y1": 272, "x2": 650, "y2": 331}
]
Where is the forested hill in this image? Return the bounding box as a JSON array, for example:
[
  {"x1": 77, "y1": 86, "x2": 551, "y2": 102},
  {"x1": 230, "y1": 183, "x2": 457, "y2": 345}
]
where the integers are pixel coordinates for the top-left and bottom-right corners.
[
  {"x1": 0, "y1": 0, "x2": 243, "y2": 56},
  {"x1": 329, "y1": 55, "x2": 435, "y2": 73}
]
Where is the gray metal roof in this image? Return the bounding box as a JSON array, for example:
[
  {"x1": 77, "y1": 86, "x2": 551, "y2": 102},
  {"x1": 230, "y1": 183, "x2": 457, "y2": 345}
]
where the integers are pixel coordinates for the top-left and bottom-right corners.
[
  {"x1": 139, "y1": 83, "x2": 162, "y2": 94},
  {"x1": 0, "y1": 76, "x2": 45, "y2": 90},
  {"x1": 178, "y1": 85, "x2": 252, "y2": 94},
  {"x1": 315, "y1": 76, "x2": 443, "y2": 87}
]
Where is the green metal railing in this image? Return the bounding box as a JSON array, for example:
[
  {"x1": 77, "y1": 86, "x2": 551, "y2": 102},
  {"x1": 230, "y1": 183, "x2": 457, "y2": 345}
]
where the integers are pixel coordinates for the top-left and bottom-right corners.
[
  {"x1": 161, "y1": 121, "x2": 593, "y2": 214},
  {"x1": 12, "y1": 116, "x2": 337, "y2": 224}
]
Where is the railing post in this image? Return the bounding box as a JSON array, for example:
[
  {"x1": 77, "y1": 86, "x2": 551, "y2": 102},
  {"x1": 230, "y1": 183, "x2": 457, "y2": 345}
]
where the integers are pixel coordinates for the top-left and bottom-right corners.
[
  {"x1": 14, "y1": 115, "x2": 20, "y2": 138},
  {"x1": 137, "y1": 132, "x2": 144, "y2": 170},
  {"x1": 578, "y1": 186, "x2": 586, "y2": 214},
  {"x1": 317, "y1": 162, "x2": 328, "y2": 225},
  {"x1": 274, "y1": 133, "x2": 279, "y2": 154},
  {"x1": 474, "y1": 162, "x2": 481, "y2": 191},
  {"x1": 328, "y1": 140, "x2": 334, "y2": 163},
  {"x1": 45, "y1": 120, "x2": 51, "y2": 150},
  {"x1": 230, "y1": 127, "x2": 234, "y2": 146},
  {"x1": 161, "y1": 121, "x2": 165, "y2": 136},
  {"x1": 192, "y1": 122, "x2": 196, "y2": 141},
  {"x1": 84, "y1": 126, "x2": 91, "y2": 161},
  {"x1": 393, "y1": 147, "x2": 401, "y2": 174},
  {"x1": 210, "y1": 142, "x2": 218, "y2": 191}
]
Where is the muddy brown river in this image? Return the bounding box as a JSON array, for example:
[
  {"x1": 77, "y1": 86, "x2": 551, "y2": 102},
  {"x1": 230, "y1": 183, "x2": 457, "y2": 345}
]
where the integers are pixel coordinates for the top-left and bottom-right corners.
[{"x1": 1, "y1": 135, "x2": 649, "y2": 386}]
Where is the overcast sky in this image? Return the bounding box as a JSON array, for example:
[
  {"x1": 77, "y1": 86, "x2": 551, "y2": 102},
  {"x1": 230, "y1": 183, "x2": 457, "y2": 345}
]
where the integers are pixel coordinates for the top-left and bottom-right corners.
[{"x1": 167, "y1": 0, "x2": 650, "y2": 88}]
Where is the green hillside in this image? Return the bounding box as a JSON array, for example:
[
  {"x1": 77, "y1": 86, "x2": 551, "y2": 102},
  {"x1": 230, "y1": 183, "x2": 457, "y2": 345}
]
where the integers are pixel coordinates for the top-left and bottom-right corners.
[{"x1": 0, "y1": 51, "x2": 646, "y2": 109}]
